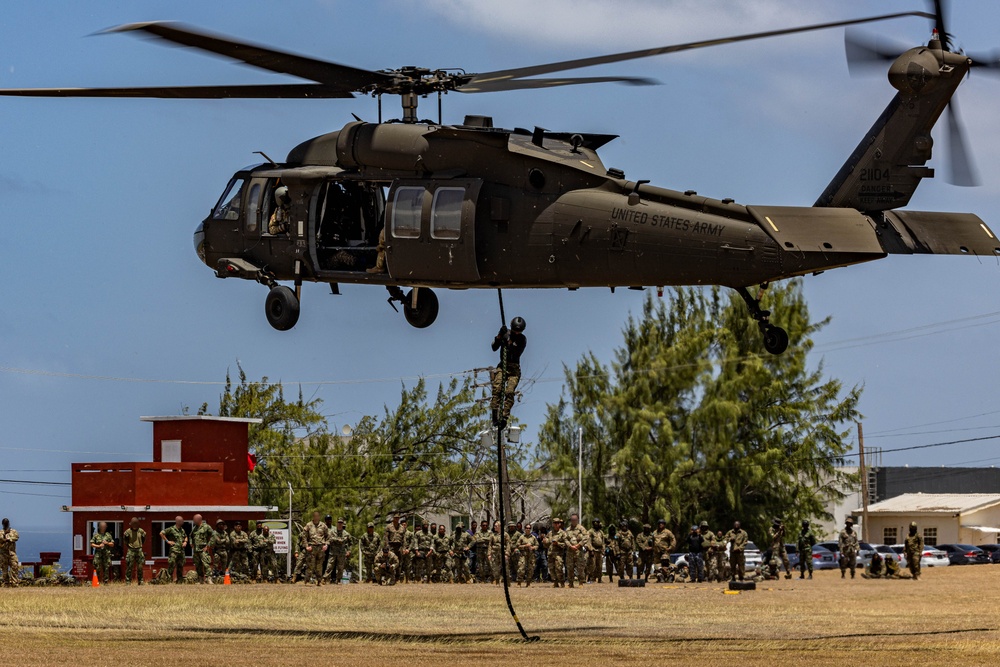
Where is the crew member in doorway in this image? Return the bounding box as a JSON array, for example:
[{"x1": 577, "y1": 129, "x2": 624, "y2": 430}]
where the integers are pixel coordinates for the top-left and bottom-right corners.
[
  {"x1": 490, "y1": 317, "x2": 526, "y2": 427},
  {"x1": 268, "y1": 185, "x2": 291, "y2": 235},
  {"x1": 367, "y1": 228, "x2": 387, "y2": 274}
]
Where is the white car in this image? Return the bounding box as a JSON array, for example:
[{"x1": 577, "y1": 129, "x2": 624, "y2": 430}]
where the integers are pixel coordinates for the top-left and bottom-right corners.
[{"x1": 891, "y1": 544, "x2": 950, "y2": 568}]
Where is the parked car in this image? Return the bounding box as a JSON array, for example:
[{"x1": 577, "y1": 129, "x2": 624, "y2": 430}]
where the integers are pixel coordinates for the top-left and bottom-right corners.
[
  {"x1": 811, "y1": 545, "x2": 839, "y2": 570},
  {"x1": 817, "y1": 540, "x2": 876, "y2": 566},
  {"x1": 817, "y1": 541, "x2": 840, "y2": 563},
  {"x1": 937, "y1": 544, "x2": 991, "y2": 565},
  {"x1": 976, "y1": 544, "x2": 1000, "y2": 563},
  {"x1": 743, "y1": 541, "x2": 763, "y2": 572},
  {"x1": 876, "y1": 544, "x2": 904, "y2": 567},
  {"x1": 784, "y1": 543, "x2": 801, "y2": 569},
  {"x1": 891, "y1": 544, "x2": 950, "y2": 568}
]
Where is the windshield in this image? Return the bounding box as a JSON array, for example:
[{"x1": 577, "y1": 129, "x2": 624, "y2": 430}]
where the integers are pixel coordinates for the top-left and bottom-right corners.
[{"x1": 213, "y1": 177, "x2": 246, "y2": 220}]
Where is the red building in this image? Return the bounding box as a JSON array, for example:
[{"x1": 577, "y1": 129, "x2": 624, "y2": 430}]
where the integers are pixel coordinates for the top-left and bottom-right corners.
[{"x1": 64, "y1": 416, "x2": 276, "y2": 580}]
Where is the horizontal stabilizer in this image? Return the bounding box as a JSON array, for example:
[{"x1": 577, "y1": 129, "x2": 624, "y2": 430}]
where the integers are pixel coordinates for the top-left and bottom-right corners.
[
  {"x1": 747, "y1": 206, "x2": 884, "y2": 255},
  {"x1": 879, "y1": 210, "x2": 1000, "y2": 255}
]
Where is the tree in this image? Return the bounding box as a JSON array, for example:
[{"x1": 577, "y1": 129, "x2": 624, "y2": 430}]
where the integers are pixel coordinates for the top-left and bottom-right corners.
[{"x1": 537, "y1": 282, "x2": 860, "y2": 542}]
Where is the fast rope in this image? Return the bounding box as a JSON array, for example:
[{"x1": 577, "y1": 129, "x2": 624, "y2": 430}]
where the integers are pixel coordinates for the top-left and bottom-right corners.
[{"x1": 495, "y1": 289, "x2": 539, "y2": 642}]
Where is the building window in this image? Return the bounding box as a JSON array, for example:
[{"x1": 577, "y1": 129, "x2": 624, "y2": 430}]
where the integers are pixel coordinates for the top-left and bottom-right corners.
[
  {"x1": 430, "y1": 188, "x2": 464, "y2": 240},
  {"x1": 883, "y1": 527, "x2": 897, "y2": 545},
  {"x1": 151, "y1": 521, "x2": 193, "y2": 558},
  {"x1": 923, "y1": 527, "x2": 937, "y2": 546},
  {"x1": 391, "y1": 187, "x2": 424, "y2": 239},
  {"x1": 87, "y1": 521, "x2": 123, "y2": 560},
  {"x1": 161, "y1": 440, "x2": 181, "y2": 463}
]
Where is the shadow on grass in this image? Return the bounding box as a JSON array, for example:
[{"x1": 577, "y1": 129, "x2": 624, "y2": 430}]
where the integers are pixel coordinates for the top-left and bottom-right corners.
[{"x1": 174, "y1": 625, "x2": 615, "y2": 643}]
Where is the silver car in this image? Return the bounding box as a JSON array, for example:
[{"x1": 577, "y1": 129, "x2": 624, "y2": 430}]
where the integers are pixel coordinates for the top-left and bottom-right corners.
[{"x1": 890, "y1": 544, "x2": 950, "y2": 568}]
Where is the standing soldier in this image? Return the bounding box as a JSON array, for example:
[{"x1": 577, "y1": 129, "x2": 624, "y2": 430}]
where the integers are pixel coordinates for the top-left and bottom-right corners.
[
  {"x1": 768, "y1": 518, "x2": 792, "y2": 579},
  {"x1": 383, "y1": 514, "x2": 406, "y2": 579},
  {"x1": 189, "y1": 514, "x2": 214, "y2": 584},
  {"x1": 618, "y1": 520, "x2": 635, "y2": 579},
  {"x1": 547, "y1": 518, "x2": 568, "y2": 587},
  {"x1": 473, "y1": 520, "x2": 492, "y2": 583},
  {"x1": 516, "y1": 523, "x2": 539, "y2": 587},
  {"x1": 652, "y1": 519, "x2": 676, "y2": 579},
  {"x1": 637, "y1": 524, "x2": 655, "y2": 581},
  {"x1": 838, "y1": 517, "x2": 860, "y2": 579},
  {"x1": 412, "y1": 521, "x2": 434, "y2": 583},
  {"x1": 505, "y1": 522, "x2": 520, "y2": 583},
  {"x1": 399, "y1": 518, "x2": 415, "y2": 583},
  {"x1": 724, "y1": 520, "x2": 749, "y2": 582},
  {"x1": 159, "y1": 516, "x2": 188, "y2": 584},
  {"x1": 258, "y1": 525, "x2": 277, "y2": 581},
  {"x1": 604, "y1": 524, "x2": 620, "y2": 582},
  {"x1": 303, "y1": 511, "x2": 329, "y2": 586},
  {"x1": 229, "y1": 522, "x2": 251, "y2": 577},
  {"x1": 490, "y1": 317, "x2": 527, "y2": 427},
  {"x1": 451, "y1": 523, "x2": 472, "y2": 583},
  {"x1": 374, "y1": 546, "x2": 399, "y2": 585},
  {"x1": 324, "y1": 518, "x2": 353, "y2": 585},
  {"x1": 248, "y1": 522, "x2": 266, "y2": 581},
  {"x1": 535, "y1": 524, "x2": 550, "y2": 583},
  {"x1": 467, "y1": 521, "x2": 478, "y2": 579},
  {"x1": 359, "y1": 522, "x2": 381, "y2": 584},
  {"x1": 122, "y1": 518, "x2": 146, "y2": 586},
  {"x1": 686, "y1": 524, "x2": 706, "y2": 583},
  {"x1": 432, "y1": 524, "x2": 452, "y2": 583},
  {"x1": 210, "y1": 520, "x2": 230, "y2": 579},
  {"x1": 90, "y1": 521, "x2": 114, "y2": 585},
  {"x1": 565, "y1": 513, "x2": 589, "y2": 587},
  {"x1": 488, "y1": 521, "x2": 504, "y2": 585},
  {"x1": 903, "y1": 521, "x2": 923, "y2": 580},
  {"x1": 797, "y1": 520, "x2": 817, "y2": 580},
  {"x1": 700, "y1": 522, "x2": 720, "y2": 581},
  {"x1": 0, "y1": 519, "x2": 19, "y2": 587},
  {"x1": 587, "y1": 519, "x2": 606, "y2": 583}
]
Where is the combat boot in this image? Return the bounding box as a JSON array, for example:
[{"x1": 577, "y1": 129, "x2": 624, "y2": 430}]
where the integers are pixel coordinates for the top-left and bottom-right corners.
[
  {"x1": 785, "y1": 573, "x2": 792, "y2": 580},
  {"x1": 808, "y1": 572, "x2": 812, "y2": 579},
  {"x1": 568, "y1": 581, "x2": 574, "y2": 588}
]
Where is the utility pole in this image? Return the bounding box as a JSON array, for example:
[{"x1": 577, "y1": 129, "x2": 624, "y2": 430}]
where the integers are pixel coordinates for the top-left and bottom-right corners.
[
  {"x1": 287, "y1": 481, "x2": 293, "y2": 578},
  {"x1": 577, "y1": 427, "x2": 583, "y2": 522},
  {"x1": 858, "y1": 421, "x2": 869, "y2": 543}
]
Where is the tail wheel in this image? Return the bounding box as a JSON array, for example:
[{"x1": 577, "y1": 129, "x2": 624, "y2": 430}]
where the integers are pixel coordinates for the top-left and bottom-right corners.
[
  {"x1": 265, "y1": 286, "x2": 300, "y2": 331},
  {"x1": 762, "y1": 325, "x2": 789, "y2": 355},
  {"x1": 403, "y1": 288, "x2": 439, "y2": 329}
]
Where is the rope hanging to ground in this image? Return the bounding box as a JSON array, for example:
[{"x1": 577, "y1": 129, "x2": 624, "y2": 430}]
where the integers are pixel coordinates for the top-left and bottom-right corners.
[{"x1": 495, "y1": 289, "x2": 539, "y2": 643}]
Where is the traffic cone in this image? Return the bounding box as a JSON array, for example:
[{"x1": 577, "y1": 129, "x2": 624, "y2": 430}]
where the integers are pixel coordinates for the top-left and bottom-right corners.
[
  {"x1": 91, "y1": 571, "x2": 100, "y2": 588},
  {"x1": 223, "y1": 569, "x2": 231, "y2": 586}
]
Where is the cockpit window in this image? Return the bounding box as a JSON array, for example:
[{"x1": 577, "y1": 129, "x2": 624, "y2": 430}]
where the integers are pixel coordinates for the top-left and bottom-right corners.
[
  {"x1": 391, "y1": 186, "x2": 424, "y2": 239},
  {"x1": 212, "y1": 178, "x2": 246, "y2": 221},
  {"x1": 245, "y1": 182, "x2": 262, "y2": 233},
  {"x1": 430, "y1": 188, "x2": 465, "y2": 240}
]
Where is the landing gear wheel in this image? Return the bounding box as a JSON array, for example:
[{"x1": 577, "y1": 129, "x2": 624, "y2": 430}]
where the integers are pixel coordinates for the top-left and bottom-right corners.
[
  {"x1": 265, "y1": 286, "x2": 300, "y2": 331},
  {"x1": 402, "y1": 288, "x2": 439, "y2": 328},
  {"x1": 762, "y1": 325, "x2": 789, "y2": 355}
]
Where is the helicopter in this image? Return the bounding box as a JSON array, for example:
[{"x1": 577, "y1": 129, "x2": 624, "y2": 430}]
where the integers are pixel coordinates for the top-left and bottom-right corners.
[{"x1": 3, "y1": 5, "x2": 999, "y2": 355}]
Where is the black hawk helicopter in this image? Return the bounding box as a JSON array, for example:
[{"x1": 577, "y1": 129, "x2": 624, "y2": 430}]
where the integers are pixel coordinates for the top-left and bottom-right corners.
[{"x1": 3, "y1": 5, "x2": 999, "y2": 354}]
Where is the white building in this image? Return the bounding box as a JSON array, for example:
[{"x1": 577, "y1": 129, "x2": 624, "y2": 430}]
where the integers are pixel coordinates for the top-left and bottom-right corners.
[{"x1": 852, "y1": 493, "x2": 1000, "y2": 546}]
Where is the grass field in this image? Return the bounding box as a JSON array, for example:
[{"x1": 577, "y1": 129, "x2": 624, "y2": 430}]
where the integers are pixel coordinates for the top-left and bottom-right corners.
[{"x1": 0, "y1": 565, "x2": 997, "y2": 665}]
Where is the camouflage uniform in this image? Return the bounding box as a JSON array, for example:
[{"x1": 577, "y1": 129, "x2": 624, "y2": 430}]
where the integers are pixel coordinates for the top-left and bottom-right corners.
[
  {"x1": 303, "y1": 520, "x2": 330, "y2": 584},
  {"x1": 383, "y1": 521, "x2": 407, "y2": 579},
  {"x1": 587, "y1": 524, "x2": 606, "y2": 583},
  {"x1": 412, "y1": 526, "x2": 434, "y2": 583},
  {"x1": 161, "y1": 524, "x2": 187, "y2": 584},
  {"x1": 432, "y1": 529, "x2": 453, "y2": 583},
  {"x1": 451, "y1": 527, "x2": 472, "y2": 583},
  {"x1": 515, "y1": 530, "x2": 539, "y2": 586},
  {"x1": 547, "y1": 521, "x2": 568, "y2": 587},
  {"x1": 903, "y1": 524, "x2": 923, "y2": 580},
  {"x1": 189, "y1": 522, "x2": 215, "y2": 583},
  {"x1": 400, "y1": 524, "x2": 415, "y2": 582},
  {"x1": 701, "y1": 530, "x2": 720, "y2": 581},
  {"x1": 229, "y1": 528, "x2": 251, "y2": 577},
  {"x1": 374, "y1": 549, "x2": 399, "y2": 585},
  {"x1": 248, "y1": 528, "x2": 266, "y2": 580},
  {"x1": 209, "y1": 526, "x2": 230, "y2": 576},
  {"x1": 323, "y1": 523, "x2": 354, "y2": 584},
  {"x1": 488, "y1": 528, "x2": 504, "y2": 584},
  {"x1": 797, "y1": 522, "x2": 817, "y2": 579},
  {"x1": 605, "y1": 526, "x2": 620, "y2": 581},
  {"x1": 473, "y1": 527, "x2": 492, "y2": 582},
  {"x1": 838, "y1": 522, "x2": 859, "y2": 579},
  {"x1": 723, "y1": 526, "x2": 749, "y2": 581},
  {"x1": 636, "y1": 526, "x2": 655, "y2": 579},
  {"x1": 768, "y1": 520, "x2": 792, "y2": 579},
  {"x1": 90, "y1": 530, "x2": 115, "y2": 584},
  {"x1": 360, "y1": 525, "x2": 381, "y2": 583},
  {"x1": 652, "y1": 523, "x2": 676, "y2": 577},
  {"x1": 122, "y1": 526, "x2": 146, "y2": 585},
  {"x1": 617, "y1": 525, "x2": 635, "y2": 579},
  {"x1": 0, "y1": 527, "x2": 19, "y2": 586},
  {"x1": 505, "y1": 525, "x2": 520, "y2": 582},
  {"x1": 565, "y1": 521, "x2": 589, "y2": 586},
  {"x1": 258, "y1": 530, "x2": 277, "y2": 580}
]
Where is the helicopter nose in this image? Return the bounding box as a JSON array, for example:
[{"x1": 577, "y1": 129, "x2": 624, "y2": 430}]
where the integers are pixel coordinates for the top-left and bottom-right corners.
[{"x1": 193, "y1": 221, "x2": 208, "y2": 266}]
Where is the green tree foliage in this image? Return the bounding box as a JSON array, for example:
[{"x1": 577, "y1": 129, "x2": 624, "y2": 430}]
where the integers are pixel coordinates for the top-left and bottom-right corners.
[{"x1": 537, "y1": 282, "x2": 860, "y2": 542}]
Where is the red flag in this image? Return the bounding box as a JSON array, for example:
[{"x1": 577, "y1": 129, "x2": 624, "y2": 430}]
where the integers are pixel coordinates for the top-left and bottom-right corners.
[{"x1": 247, "y1": 453, "x2": 257, "y2": 472}]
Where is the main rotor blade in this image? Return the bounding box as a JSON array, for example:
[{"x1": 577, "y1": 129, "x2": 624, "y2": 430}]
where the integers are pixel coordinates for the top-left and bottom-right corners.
[
  {"x1": 945, "y1": 98, "x2": 979, "y2": 187},
  {"x1": 845, "y1": 29, "x2": 909, "y2": 77},
  {"x1": 969, "y1": 50, "x2": 1000, "y2": 74},
  {"x1": 0, "y1": 83, "x2": 354, "y2": 99},
  {"x1": 105, "y1": 21, "x2": 391, "y2": 90},
  {"x1": 459, "y1": 75, "x2": 657, "y2": 93},
  {"x1": 465, "y1": 11, "x2": 933, "y2": 87}
]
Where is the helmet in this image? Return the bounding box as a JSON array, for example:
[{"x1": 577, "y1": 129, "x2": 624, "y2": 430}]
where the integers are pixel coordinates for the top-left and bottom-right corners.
[
  {"x1": 510, "y1": 316, "x2": 526, "y2": 333},
  {"x1": 657, "y1": 518, "x2": 666, "y2": 526},
  {"x1": 699, "y1": 521, "x2": 708, "y2": 529},
  {"x1": 619, "y1": 519, "x2": 628, "y2": 528},
  {"x1": 910, "y1": 521, "x2": 918, "y2": 528},
  {"x1": 274, "y1": 185, "x2": 290, "y2": 205},
  {"x1": 802, "y1": 519, "x2": 810, "y2": 526}
]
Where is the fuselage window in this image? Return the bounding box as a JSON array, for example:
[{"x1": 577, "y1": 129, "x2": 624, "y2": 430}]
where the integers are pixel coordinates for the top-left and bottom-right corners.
[
  {"x1": 212, "y1": 177, "x2": 245, "y2": 221},
  {"x1": 430, "y1": 187, "x2": 465, "y2": 240},
  {"x1": 391, "y1": 186, "x2": 424, "y2": 239},
  {"x1": 245, "y1": 182, "x2": 261, "y2": 233}
]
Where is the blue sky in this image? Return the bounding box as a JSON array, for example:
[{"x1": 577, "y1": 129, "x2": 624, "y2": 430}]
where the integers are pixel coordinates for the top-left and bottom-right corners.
[{"x1": 2, "y1": 1, "x2": 999, "y2": 559}]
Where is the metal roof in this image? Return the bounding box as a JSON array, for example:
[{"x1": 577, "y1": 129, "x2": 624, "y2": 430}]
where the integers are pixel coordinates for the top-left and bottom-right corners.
[
  {"x1": 139, "y1": 415, "x2": 263, "y2": 424},
  {"x1": 858, "y1": 493, "x2": 1000, "y2": 515},
  {"x1": 61, "y1": 505, "x2": 277, "y2": 513}
]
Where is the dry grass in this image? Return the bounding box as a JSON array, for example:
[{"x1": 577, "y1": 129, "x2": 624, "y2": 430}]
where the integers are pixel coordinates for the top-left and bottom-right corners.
[{"x1": 0, "y1": 565, "x2": 997, "y2": 665}]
